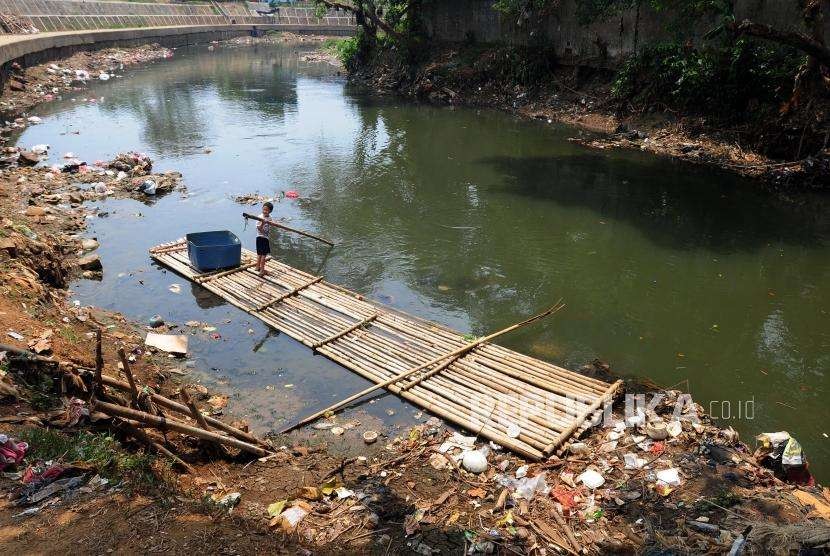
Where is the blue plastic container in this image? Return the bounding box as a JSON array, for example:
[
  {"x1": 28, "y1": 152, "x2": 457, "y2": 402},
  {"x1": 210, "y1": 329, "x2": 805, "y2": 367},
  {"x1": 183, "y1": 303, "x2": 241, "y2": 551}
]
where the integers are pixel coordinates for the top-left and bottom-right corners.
[{"x1": 186, "y1": 230, "x2": 241, "y2": 272}]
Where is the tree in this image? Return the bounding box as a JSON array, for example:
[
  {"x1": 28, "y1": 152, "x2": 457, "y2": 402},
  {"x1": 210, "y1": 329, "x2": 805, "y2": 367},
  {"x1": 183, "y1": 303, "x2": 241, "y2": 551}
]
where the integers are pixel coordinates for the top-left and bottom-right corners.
[
  {"x1": 313, "y1": 0, "x2": 424, "y2": 42},
  {"x1": 728, "y1": 0, "x2": 829, "y2": 109}
]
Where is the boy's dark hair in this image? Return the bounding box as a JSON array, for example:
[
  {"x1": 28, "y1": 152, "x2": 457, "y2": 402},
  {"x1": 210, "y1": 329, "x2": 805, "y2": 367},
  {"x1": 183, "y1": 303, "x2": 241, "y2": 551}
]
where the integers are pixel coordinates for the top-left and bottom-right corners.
[{"x1": 263, "y1": 202, "x2": 274, "y2": 211}]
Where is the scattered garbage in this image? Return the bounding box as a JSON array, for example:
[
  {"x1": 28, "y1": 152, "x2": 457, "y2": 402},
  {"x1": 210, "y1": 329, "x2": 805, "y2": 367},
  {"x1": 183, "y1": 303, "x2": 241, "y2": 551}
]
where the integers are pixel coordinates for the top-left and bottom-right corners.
[
  {"x1": 755, "y1": 431, "x2": 813, "y2": 485},
  {"x1": 0, "y1": 435, "x2": 28, "y2": 471},
  {"x1": 363, "y1": 430, "x2": 378, "y2": 444}
]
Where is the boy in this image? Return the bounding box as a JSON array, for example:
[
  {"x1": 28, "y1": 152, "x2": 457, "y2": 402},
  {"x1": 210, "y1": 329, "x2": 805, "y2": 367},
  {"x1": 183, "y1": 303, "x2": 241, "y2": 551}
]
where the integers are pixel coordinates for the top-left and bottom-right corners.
[{"x1": 256, "y1": 201, "x2": 273, "y2": 276}]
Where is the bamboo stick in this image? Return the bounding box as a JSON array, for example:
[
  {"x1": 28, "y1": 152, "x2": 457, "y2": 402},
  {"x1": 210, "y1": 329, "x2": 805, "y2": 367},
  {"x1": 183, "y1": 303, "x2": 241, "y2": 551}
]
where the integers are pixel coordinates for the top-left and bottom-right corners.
[
  {"x1": 99, "y1": 375, "x2": 267, "y2": 447},
  {"x1": 542, "y1": 379, "x2": 623, "y2": 456},
  {"x1": 93, "y1": 400, "x2": 270, "y2": 457},
  {"x1": 280, "y1": 301, "x2": 564, "y2": 433},
  {"x1": 180, "y1": 387, "x2": 211, "y2": 431},
  {"x1": 94, "y1": 329, "x2": 103, "y2": 395},
  {"x1": 195, "y1": 260, "x2": 261, "y2": 284},
  {"x1": 311, "y1": 315, "x2": 377, "y2": 350},
  {"x1": 255, "y1": 276, "x2": 324, "y2": 311},
  {"x1": 243, "y1": 212, "x2": 335, "y2": 246},
  {"x1": 116, "y1": 420, "x2": 195, "y2": 473},
  {"x1": 116, "y1": 348, "x2": 139, "y2": 405}
]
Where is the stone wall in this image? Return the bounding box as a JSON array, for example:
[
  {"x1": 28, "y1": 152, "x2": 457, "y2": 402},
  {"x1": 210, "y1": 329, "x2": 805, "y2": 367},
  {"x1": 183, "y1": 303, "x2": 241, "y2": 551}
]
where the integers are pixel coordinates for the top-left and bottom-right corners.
[
  {"x1": 0, "y1": 0, "x2": 355, "y2": 33},
  {"x1": 422, "y1": 0, "x2": 829, "y2": 68}
]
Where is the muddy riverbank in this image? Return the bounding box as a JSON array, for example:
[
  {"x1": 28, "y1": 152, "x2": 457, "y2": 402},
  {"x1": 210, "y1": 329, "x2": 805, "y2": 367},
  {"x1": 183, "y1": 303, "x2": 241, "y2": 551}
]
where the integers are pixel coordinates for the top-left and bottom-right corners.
[
  {"x1": 348, "y1": 44, "x2": 830, "y2": 189},
  {"x1": 1, "y1": 39, "x2": 829, "y2": 554}
]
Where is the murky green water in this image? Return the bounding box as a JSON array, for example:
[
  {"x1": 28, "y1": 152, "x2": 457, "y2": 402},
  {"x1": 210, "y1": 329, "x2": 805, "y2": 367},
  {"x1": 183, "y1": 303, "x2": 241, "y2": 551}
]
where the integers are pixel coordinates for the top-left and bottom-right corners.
[{"x1": 15, "y1": 43, "x2": 830, "y2": 475}]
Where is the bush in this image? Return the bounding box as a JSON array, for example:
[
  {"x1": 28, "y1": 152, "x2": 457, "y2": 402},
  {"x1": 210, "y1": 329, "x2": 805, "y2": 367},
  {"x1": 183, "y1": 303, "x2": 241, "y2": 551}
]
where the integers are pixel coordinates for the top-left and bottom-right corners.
[{"x1": 611, "y1": 39, "x2": 802, "y2": 118}]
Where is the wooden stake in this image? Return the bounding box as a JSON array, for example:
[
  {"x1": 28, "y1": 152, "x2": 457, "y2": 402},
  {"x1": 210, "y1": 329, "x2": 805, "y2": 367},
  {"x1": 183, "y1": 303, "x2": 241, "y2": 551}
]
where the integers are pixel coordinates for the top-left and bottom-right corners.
[
  {"x1": 179, "y1": 387, "x2": 210, "y2": 431},
  {"x1": 94, "y1": 329, "x2": 103, "y2": 394},
  {"x1": 280, "y1": 301, "x2": 565, "y2": 433},
  {"x1": 243, "y1": 212, "x2": 335, "y2": 246},
  {"x1": 116, "y1": 348, "x2": 139, "y2": 405}
]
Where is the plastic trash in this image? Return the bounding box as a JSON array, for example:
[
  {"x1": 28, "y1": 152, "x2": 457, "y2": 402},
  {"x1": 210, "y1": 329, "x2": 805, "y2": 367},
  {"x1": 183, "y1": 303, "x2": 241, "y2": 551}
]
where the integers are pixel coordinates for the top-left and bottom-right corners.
[
  {"x1": 623, "y1": 452, "x2": 648, "y2": 469},
  {"x1": 656, "y1": 468, "x2": 681, "y2": 487},
  {"x1": 363, "y1": 431, "x2": 378, "y2": 444},
  {"x1": 276, "y1": 505, "x2": 308, "y2": 531},
  {"x1": 99, "y1": 72, "x2": 110, "y2": 81},
  {"x1": 141, "y1": 180, "x2": 157, "y2": 195},
  {"x1": 0, "y1": 435, "x2": 28, "y2": 471},
  {"x1": 31, "y1": 144, "x2": 49, "y2": 155},
  {"x1": 75, "y1": 69, "x2": 90, "y2": 80},
  {"x1": 462, "y1": 450, "x2": 488, "y2": 473},
  {"x1": 494, "y1": 471, "x2": 549, "y2": 500},
  {"x1": 27, "y1": 116, "x2": 42, "y2": 124},
  {"x1": 285, "y1": 190, "x2": 299, "y2": 198},
  {"x1": 666, "y1": 421, "x2": 683, "y2": 437},
  {"x1": 578, "y1": 469, "x2": 605, "y2": 489}
]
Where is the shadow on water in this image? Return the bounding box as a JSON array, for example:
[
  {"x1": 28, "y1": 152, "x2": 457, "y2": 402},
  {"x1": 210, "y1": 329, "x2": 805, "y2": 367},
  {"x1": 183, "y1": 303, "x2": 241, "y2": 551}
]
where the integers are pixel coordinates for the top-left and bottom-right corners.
[{"x1": 479, "y1": 154, "x2": 830, "y2": 253}]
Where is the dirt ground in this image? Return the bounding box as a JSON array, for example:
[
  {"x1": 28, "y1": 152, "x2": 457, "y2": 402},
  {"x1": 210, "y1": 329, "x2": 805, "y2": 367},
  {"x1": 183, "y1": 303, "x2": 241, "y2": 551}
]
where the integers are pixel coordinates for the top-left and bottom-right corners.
[{"x1": 1, "y1": 38, "x2": 829, "y2": 556}]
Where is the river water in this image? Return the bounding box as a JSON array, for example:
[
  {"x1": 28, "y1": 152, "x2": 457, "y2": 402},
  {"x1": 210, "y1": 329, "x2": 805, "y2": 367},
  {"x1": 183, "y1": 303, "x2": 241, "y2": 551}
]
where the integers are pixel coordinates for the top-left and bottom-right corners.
[{"x1": 14, "y1": 43, "x2": 830, "y2": 475}]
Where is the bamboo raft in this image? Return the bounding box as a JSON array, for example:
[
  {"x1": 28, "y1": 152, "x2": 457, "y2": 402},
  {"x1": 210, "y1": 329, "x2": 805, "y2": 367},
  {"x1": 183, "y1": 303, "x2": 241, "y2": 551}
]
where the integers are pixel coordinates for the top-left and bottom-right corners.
[{"x1": 149, "y1": 240, "x2": 621, "y2": 460}]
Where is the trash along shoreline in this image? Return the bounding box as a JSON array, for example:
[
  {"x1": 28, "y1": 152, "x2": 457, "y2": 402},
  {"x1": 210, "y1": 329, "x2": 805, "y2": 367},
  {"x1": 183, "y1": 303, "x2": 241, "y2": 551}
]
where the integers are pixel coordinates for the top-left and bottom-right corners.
[{"x1": 1, "y1": 40, "x2": 829, "y2": 555}]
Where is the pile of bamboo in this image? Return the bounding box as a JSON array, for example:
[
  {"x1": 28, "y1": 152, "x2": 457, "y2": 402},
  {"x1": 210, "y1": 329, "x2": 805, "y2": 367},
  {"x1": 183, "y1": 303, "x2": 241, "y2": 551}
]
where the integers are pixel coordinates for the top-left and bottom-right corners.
[
  {"x1": 150, "y1": 241, "x2": 621, "y2": 460},
  {"x1": 86, "y1": 330, "x2": 272, "y2": 471}
]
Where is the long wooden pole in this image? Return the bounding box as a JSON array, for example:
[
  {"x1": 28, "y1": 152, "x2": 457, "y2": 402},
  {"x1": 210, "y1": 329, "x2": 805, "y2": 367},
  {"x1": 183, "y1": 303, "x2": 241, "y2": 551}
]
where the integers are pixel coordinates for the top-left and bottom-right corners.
[
  {"x1": 280, "y1": 301, "x2": 565, "y2": 433},
  {"x1": 93, "y1": 399, "x2": 271, "y2": 457},
  {"x1": 243, "y1": 212, "x2": 335, "y2": 246}
]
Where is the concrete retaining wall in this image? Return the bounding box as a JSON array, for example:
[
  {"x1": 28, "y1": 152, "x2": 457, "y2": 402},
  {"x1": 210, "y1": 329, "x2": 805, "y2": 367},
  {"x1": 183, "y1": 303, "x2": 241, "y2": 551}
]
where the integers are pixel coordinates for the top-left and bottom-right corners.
[
  {"x1": 0, "y1": 23, "x2": 353, "y2": 91},
  {"x1": 422, "y1": 0, "x2": 829, "y2": 68},
  {"x1": 1, "y1": 0, "x2": 355, "y2": 33}
]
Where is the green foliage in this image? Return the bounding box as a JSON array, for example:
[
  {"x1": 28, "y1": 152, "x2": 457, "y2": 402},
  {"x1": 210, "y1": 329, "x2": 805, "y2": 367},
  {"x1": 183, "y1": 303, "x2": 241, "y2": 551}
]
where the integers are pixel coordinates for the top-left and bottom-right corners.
[
  {"x1": 487, "y1": 40, "x2": 558, "y2": 85},
  {"x1": 17, "y1": 428, "x2": 162, "y2": 489},
  {"x1": 325, "y1": 33, "x2": 368, "y2": 71},
  {"x1": 612, "y1": 39, "x2": 802, "y2": 117},
  {"x1": 492, "y1": 0, "x2": 548, "y2": 16}
]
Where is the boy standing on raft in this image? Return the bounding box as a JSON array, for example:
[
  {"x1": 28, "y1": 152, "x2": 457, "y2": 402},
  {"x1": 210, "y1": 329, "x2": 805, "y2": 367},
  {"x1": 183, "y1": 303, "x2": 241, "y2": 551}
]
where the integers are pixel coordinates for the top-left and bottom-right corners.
[{"x1": 256, "y1": 201, "x2": 273, "y2": 276}]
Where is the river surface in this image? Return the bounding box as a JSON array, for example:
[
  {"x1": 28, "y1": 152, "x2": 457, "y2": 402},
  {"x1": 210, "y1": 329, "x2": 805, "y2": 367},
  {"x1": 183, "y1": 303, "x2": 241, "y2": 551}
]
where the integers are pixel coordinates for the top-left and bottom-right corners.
[{"x1": 14, "y1": 43, "x2": 830, "y2": 476}]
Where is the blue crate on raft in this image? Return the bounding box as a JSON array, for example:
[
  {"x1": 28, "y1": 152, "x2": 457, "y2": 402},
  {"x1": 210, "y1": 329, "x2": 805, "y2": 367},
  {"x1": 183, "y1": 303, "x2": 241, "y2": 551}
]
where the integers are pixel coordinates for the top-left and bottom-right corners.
[{"x1": 186, "y1": 230, "x2": 241, "y2": 272}]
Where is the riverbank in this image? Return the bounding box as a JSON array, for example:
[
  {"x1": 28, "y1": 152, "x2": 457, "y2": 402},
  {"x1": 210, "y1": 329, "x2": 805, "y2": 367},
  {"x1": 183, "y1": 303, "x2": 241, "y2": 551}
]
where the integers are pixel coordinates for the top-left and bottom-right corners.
[
  {"x1": 347, "y1": 44, "x2": 829, "y2": 189},
  {"x1": 1, "y1": 39, "x2": 829, "y2": 554}
]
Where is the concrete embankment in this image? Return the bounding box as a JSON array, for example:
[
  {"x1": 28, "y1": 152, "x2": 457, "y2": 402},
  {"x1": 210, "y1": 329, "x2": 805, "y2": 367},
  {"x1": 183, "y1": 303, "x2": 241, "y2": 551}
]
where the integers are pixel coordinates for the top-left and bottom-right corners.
[{"x1": 0, "y1": 24, "x2": 353, "y2": 89}]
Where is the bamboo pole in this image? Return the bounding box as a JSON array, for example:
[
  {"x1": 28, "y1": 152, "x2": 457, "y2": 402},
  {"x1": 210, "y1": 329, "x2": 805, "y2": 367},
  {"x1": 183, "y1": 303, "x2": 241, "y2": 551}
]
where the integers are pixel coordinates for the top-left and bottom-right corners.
[
  {"x1": 93, "y1": 399, "x2": 271, "y2": 457},
  {"x1": 280, "y1": 301, "x2": 564, "y2": 433},
  {"x1": 242, "y1": 212, "x2": 335, "y2": 246},
  {"x1": 116, "y1": 348, "x2": 139, "y2": 405},
  {"x1": 179, "y1": 388, "x2": 211, "y2": 431},
  {"x1": 195, "y1": 260, "x2": 261, "y2": 284},
  {"x1": 311, "y1": 315, "x2": 377, "y2": 350},
  {"x1": 99, "y1": 375, "x2": 267, "y2": 447},
  {"x1": 116, "y1": 420, "x2": 195, "y2": 474},
  {"x1": 94, "y1": 329, "x2": 103, "y2": 395},
  {"x1": 542, "y1": 379, "x2": 623, "y2": 456},
  {"x1": 255, "y1": 276, "x2": 324, "y2": 311}
]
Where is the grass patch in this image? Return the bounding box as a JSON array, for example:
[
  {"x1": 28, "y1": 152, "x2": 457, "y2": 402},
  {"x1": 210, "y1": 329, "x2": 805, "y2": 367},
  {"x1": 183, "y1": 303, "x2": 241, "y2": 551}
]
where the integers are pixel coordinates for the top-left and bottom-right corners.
[
  {"x1": 58, "y1": 326, "x2": 81, "y2": 344},
  {"x1": 16, "y1": 428, "x2": 165, "y2": 491}
]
